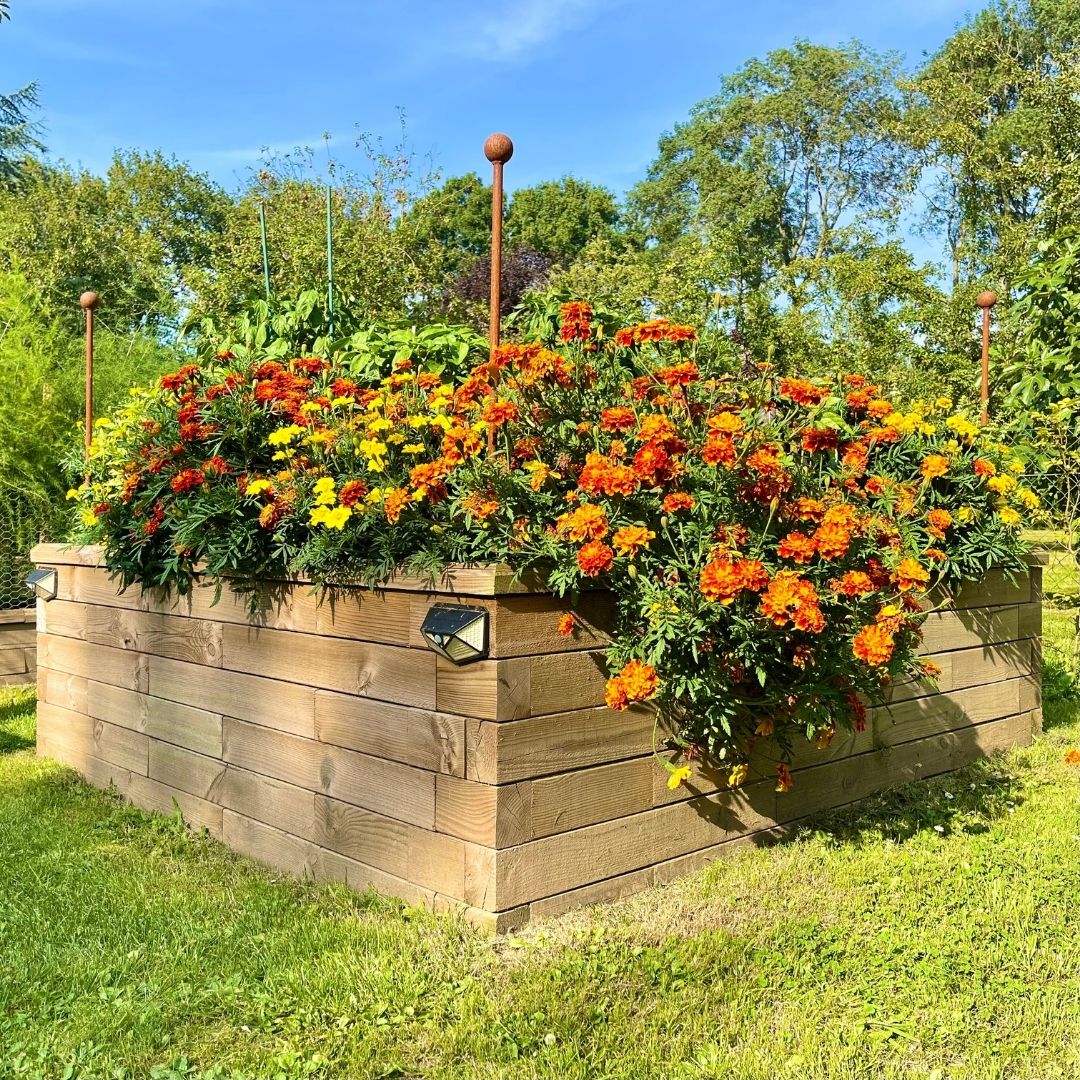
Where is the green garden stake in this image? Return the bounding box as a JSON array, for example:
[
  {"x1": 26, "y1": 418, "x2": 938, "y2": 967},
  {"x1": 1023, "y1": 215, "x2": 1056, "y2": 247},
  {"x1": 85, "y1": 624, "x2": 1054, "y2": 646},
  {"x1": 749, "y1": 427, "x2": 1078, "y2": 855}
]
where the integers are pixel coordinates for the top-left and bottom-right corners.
[
  {"x1": 326, "y1": 185, "x2": 335, "y2": 342},
  {"x1": 258, "y1": 203, "x2": 271, "y2": 301}
]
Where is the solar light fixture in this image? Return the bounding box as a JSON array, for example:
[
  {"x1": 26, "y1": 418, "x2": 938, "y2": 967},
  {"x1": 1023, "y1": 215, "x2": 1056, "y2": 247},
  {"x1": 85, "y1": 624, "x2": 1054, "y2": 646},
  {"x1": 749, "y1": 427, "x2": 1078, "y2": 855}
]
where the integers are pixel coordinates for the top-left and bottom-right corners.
[
  {"x1": 420, "y1": 603, "x2": 489, "y2": 664},
  {"x1": 25, "y1": 567, "x2": 58, "y2": 601}
]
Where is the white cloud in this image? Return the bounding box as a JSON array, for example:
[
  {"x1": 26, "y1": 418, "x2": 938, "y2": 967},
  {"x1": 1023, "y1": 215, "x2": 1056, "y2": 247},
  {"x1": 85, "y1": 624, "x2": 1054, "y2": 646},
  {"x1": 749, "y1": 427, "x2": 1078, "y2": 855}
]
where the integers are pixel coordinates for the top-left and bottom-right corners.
[{"x1": 447, "y1": 0, "x2": 621, "y2": 60}]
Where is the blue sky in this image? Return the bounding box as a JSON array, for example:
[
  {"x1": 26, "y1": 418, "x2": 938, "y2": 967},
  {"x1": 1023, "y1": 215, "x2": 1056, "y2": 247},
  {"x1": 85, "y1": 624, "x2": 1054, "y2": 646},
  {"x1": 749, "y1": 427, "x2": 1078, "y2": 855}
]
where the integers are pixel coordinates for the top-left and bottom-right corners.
[{"x1": 4, "y1": 0, "x2": 976, "y2": 198}]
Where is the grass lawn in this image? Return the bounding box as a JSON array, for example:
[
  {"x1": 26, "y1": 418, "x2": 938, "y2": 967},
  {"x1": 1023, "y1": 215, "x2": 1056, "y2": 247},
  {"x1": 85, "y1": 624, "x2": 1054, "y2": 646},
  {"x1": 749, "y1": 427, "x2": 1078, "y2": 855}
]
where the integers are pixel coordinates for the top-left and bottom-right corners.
[{"x1": 2, "y1": 609, "x2": 1079, "y2": 1080}]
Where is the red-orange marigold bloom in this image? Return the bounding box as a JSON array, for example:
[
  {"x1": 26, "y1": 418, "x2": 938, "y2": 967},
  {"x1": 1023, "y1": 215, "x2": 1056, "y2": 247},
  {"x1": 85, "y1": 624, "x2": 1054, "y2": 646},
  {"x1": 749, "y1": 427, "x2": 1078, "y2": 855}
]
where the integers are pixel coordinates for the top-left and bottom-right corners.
[
  {"x1": 577, "y1": 540, "x2": 614, "y2": 577},
  {"x1": 1064, "y1": 749, "x2": 1080, "y2": 766},
  {"x1": 383, "y1": 487, "x2": 411, "y2": 524},
  {"x1": 801, "y1": 427, "x2": 840, "y2": 453},
  {"x1": 613, "y1": 525, "x2": 655, "y2": 557},
  {"x1": 556, "y1": 613, "x2": 576, "y2": 637},
  {"x1": 701, "y1": 432, "x2": 737, "y2": 468},
  {"x1": 866, "y1": 399, "x2": 893, "y2": 419},
  {"x1": 481, "y1": 399, "x2": 520, "y2": 426},
  {"x1": 973, "y1": 458, "x2": 997, "y2": 478},
  {"x1": 655, "y1": 361, "x2": 700, "y2": 387},
  {"x1": 811, "y1": 521, "x2": 851, "y2": 560},
  {"x1": 632, "y1": 443, "x2": 672, "y2": 486},
  {"x1": 892, "y1": 557, "x2": 930, "y2": 592},
  {"x1": 558, "y1": 502, "x2": 609, "y2": 541},
  {"x1": 830, "y1": 571, "x2": 875, "y2": 597},
  {"x1": 775, "y1": 764, "x2": 793, "y2": 793},
  {"x1": 170, "y1": 468, "x2": 205, "y2": 494},
  {"x1": 847, "y1": 692, "x2": 868, "y2": 733},
  {"x1": 708, "y1": 411, "x2": 744, "y2": 434},
  {"x1": 926, "y1": 508, "x2": 953, "y2": 539},
  {"x1": 853, "y1": 623, "x2": 895, "y2": 666},
  {"x1": 662, "y1": 492, "x2": 695, "y2": 513},
  {"x1": 920, "y1": 454, "x2": 950, "y2": 480},
  {"x1": 699, "y1": 559, "x2": 744, "y2": 605},
  {"x1": 202, "y1": 456, "x2": 228, "y2": 476},
  {"x1": 338, "y1": 480, "x2": 369, "y2": 507},
  {"x1": 777, "y1": 531, "x2": 817, "y2": 564},
  {"x1": 599, "y1": 407, "x2": 637, "y2": 432},
  {"x1": 778, "y1": 378, "x2": 828, "y2": 406},
  {"x1": 792, "y1": 497, "x2": 826, "y2": 522},
  {"x1": 605, "y1": 677, "x2": 630, "y2": 710}
]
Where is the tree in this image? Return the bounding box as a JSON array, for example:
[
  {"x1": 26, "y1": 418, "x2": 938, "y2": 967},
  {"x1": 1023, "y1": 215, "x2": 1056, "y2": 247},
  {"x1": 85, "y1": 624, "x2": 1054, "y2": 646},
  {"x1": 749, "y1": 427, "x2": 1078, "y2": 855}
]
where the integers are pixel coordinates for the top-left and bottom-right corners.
[
  {"x1": 910, "y1": 0, "x2": 1080, "y2": 290},
  {"x1": 0, "y1": 0, "x2": 44, "y2": 186},
  {"x1": 506, "y1": 177, "x2": 621, "y2": 267}
]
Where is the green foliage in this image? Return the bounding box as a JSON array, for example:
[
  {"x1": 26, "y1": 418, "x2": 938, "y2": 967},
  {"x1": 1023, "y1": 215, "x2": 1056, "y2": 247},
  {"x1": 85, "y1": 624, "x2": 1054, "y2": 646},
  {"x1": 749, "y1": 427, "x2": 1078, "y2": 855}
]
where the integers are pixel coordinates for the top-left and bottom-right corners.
[{"x1": 506, "y1": 177, "x2": 621, "y2": 267}]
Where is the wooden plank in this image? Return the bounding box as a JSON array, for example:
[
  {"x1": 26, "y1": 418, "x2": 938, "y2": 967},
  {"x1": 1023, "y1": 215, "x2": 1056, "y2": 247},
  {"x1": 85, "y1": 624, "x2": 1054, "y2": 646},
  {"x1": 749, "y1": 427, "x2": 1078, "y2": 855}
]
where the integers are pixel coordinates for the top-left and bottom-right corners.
[
  {"x1": 218, "y1": 767, "x2": 317, "y2": 841},
  {"x1": 492, "y1": 781, "x2": 776, "y2": 909},
  {"x1": 466, "y1": 704, "x2": 655, "y2": 784},
  {"x1": 314, "y1": 690, "x2": 464, "y2": 776},
  {"x1": 313, "y1": 794, "x2": 466, "y2": 898},
  {"x1": 37, "y1": 668, "x2": 89, "y2": 714},
  {"x1": 30, "y1": 543, "x2": 106, "y2": 568},
  {"x1": 149, "y1": 657, "x2": 316, "y2": 738},
  {"x1": 435, "y1": 774, "x2": 531, "y2": 846},
  {"x1": 36, "y1": 737, "x2": 133, "y2": 794},
  {"x1": 0, "y1": 627, "x2": 37, "y2": 646},
  {"x1": 529, "y1": 651, "x2": 609, "y2": 716},
  {"x1": 0, "y1": 608, "x2": 35, "y2": 624},
  {"x1": 888, "y1": 640, "x2": 1030, "y2": 705},
  {"x1": 62, "y1": 566, "x2": 150, "y2": 610},
  {"x1": 37, "y1": 635, "x2": 149, "y2": 692},
  {"x1": 1018, "y1": 602, "x2": 1042, "y2": 640},
  {"x1": 36, "y1": 702, "x2": 149, "y2": 774},
  {"x1": 435, "y1": 656, "x2": 529, "y2": 721},
  {"x1": 527, "y1": 757, "x2": 652, "y2": 839},
  {"x1": 0, "y1": 648, "x2": 27, "y2": 675},
  {"x1": 874, "y1": 679, "x2": 1022, "y2": 747},
  {"x1": 935, "y1": 569, "x2": 1031, "y2": 610},
  {"x1": 85, "y1": 681, "x2": 224, "y2": 757},
  {"x1": 222, "y1": 718, "x2": 436, "y2": 829},
  {"x1": 220, "y1": 623, "x2": 435, "y2": 709},
  {"x1": 148, "y1": 740, "x2": 227, "y2": 800},
  {"x1": 0, "y1": 670, "x2": 35, "y2": 688},
  {"x1": 315, "y1": 588, "x2": 415, "y2": 646},
  {"x1": 152, "y1": 579, "x2": 321, "y2": 634},
  {"x1": 126, "y1": 773, "x2": 223, "y2": 837},
  {"x1": 918, "y1": 606, "x2": 1019, "y2": 654}
]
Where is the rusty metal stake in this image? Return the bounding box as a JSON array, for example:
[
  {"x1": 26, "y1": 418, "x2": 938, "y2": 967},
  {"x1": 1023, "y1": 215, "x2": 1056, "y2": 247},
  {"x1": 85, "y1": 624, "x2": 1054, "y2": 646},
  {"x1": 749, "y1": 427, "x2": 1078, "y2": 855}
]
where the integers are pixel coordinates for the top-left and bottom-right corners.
[
  {"x1": 80, "y1": 290, "x2": 100, "y2": 458},
  {"x1": 483, "y1": 133, "x2": 513, "y2": 457},
  {"x1": 977, "y1": 290, "x2": 997, "y2": 425}
]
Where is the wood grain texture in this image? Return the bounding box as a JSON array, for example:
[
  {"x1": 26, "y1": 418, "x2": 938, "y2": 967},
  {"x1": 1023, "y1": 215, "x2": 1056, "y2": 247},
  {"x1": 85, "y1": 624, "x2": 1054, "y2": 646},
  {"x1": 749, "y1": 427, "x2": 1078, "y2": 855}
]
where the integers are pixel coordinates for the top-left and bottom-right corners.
[
  {"x1": 919, "y1": 606, "x2": 1019, "y2": 654},
  {"x1": 38, "y1": 635, "x2": 149, "y2": 692},
  {"x1": 314, "y1": 690, "x2": 464, "y2": 776},
  {"x1": 37, "y1": 702, "x2": 149, "y2": 775},
  {"x1": 86, "y1": 682, "x2": 223, "y2": 757}
]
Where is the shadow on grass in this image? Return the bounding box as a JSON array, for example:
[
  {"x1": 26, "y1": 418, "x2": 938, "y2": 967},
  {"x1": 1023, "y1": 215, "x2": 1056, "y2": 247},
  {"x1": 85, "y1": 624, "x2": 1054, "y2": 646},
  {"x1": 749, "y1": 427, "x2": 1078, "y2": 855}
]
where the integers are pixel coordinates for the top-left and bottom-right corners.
[{"x1": 0, "y1": 689, "x2": 35, "y2": 754}]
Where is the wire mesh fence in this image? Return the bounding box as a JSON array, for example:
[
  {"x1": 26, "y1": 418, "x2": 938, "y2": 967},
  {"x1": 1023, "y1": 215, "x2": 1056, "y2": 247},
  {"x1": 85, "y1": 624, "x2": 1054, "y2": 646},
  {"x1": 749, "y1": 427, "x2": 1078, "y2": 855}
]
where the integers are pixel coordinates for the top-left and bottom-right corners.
[{"x1": 0, "y1": 496, "x2": 41, "y2": 610}]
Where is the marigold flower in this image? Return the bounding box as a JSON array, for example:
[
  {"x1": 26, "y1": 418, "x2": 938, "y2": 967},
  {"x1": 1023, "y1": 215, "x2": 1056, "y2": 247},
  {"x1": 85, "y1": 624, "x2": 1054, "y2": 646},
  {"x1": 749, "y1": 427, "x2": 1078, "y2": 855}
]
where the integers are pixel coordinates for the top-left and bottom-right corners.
[
  {"x1": 662, "y1": 492, "x2": 695, "y2": 513},
  {"x1": 778, "y1": 378, "x2": 828, "y2": 406},
  {"x1": 701, "y1": 431, "x2": 737, "y2": 468},
  {"x1": 727, "y1": 763, "x2": 749, "y2": 788},
  {"x1": 891, "y1": 558, "x2": 930, "y2": 592},
  {"x1": 556, "y1": 613, "x2": 576, "y2": 637},
  {"x1": 972, "y1": 458, "x2": 996, "y2": 478},
  {"x1": 577, "y1": 540, "x2": 614, "y2": 576},
  {"x1": 655, "y1": 362, "x2": 700, "y2": 387},
  {"x1": 998, "y1": 507, "x2": 1022, "y2": 526},
  {"x1": 699, "y1": 558, "x2": 745, "y2": 605},
  {"x1": 775, "y1": 764, "x2": 793, "y2": 793},
  {"x1": 599, "y1": 407, "x2": 637, "y2": 432},
  {"x1": 777, "y1": 531, "x2": 816, "y2": 565},
  {"x1": 755, "y1": 718, "x2": 775, "y2": 737},
  {"x1": 170, "y1": 468, "x2": 205, "y2": 494},
  {"x1": 812, "y1": 522, "x2": 851, "y2": 560},
  {"x1": 801, "y1": 427, "x2": 840, "y2": 453},
  {"x1": 667, "y1": 764, "x2": 692, "y2": 791},
  {"x1": 830, "y1": 571, "x2": 875, "y2": 597},
  {"x1": 618, "y1": 659, "x2": 659, "y2": 701},
  {"x1": 558, "y1": 502, "x2": 609, "y2": 541},
  {"x1": 604, "y1": 677, "x2": 630, "y2": 710},
  {"x1": 1064, "y1": 749, "x2": 1080, "y2": 766},
  {"x1": 920, "y1": 454, "x2": 950, "y2": 480},
  {"x1": 482, "y1": 399, "x2": 521, "y2": 426},
  {"x1": 866, "y1": 399, "x2": 893, "y2": 419},
  {"x1": 847, "y1": 692, "x2": 868, "y2": 733},
  {"x1": 926, "y1": 508, "x2": 953, "y2": 539},
  {"x1": 853, "y1": 623, "x2": 895, "y2": 666},
  {"x1": 309, "y1": 504, "x2": 352, "y2": 529},
  {"x1": 338, "y1": 480, "x2": 369, "y2": 507},
  {"x1": 558, "y1": 301, "x2": 593, "y2": 342},
  {"x1": 383, "y1": 487, "x2": 411, "y2": 524},
  {"x1": 461, "y1": 492, "x2": 500, "y2": 520},
  {"x1": 613, "y1": 525, "x2": 656, "y2": 557}
]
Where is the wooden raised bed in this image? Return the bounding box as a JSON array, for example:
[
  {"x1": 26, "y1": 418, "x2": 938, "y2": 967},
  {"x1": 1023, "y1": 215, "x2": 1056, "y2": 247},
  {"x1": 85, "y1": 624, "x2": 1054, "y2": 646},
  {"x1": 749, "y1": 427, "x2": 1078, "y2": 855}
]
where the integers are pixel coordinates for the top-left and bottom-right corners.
[
  {"x1": 0, "y1": 607, "x2": 36, "y2": 687},
  {"x1": 31, "y1": 543, "x2": 1043, "y2": 931}
]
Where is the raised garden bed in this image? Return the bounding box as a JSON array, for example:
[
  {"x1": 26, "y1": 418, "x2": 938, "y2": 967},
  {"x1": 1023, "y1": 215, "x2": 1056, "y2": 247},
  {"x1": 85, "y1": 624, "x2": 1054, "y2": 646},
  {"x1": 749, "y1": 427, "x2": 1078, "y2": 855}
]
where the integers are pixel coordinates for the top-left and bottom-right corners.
[
  {"x1": 0, "y1": 607, "x2": 36, "y2": 687},
  {"x1": 32, "y1": 543, "x2": 1043, "y2": 931}
]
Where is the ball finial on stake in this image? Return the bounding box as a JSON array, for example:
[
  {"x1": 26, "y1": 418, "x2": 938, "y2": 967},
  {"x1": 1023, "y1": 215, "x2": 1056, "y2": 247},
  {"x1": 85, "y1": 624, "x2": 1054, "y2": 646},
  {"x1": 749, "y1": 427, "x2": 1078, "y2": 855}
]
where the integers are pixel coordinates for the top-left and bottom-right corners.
[
  {"x1": 483, "y1": 133, "x2": 514, "y2": 164},
  {"x1": 976, "y1": 290, "x2": 998, "y2": 309},
  {"x1": 79, "y1": 290, "x2": 100, "y2": 311}
]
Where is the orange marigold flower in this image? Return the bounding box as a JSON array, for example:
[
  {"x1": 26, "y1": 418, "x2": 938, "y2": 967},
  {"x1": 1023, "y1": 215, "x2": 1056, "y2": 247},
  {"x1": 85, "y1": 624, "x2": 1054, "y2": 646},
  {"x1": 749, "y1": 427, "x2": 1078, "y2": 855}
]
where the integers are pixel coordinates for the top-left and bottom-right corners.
[
  {"x1": 482, "y1": 399, "x2": 520, "y2": 426},
  {"x1": 701, "y1": 432, "x2": 737, "y2": 468},
  {"x1": 604, "y1": 676, "x2": 630, "y2": 710},
  {"x1": 662, "y1": 492, "x2": 695, "y2": 513},
  {"x1": 779, "y1": 378, "x2": 828, "y2": 406},
  {"x1": 599, "y1": 406, "x2": 637, "y2": 432},
  {"x1": 841, "y1": 440, "x2": 870, "y2": 474},
  {"x1": 924, "y1": 547, "x2": 947, "y2": 562},
  {"x1": 338, "y1": 480, "x2": 369, "y2": 507},
  {"x1": 708, "y1": 411, "x2": 745, "y2": 434},
  {"x1": 792, "y1": 497, "x2": 826, "y2": 522},
  {"x1": 577, "y1": 540, "x2": 614, "y2": 576},
  {"x1": 1064, "y1": 749, "x2": 1080, "y2": 766},
  {"x1": 617, "y1": 659, "x2": 659, "y2": 701},
  {"x1": 699, "y1": 558, "x2": 744, "y2": 605},
  {"x1": 461, "y1": 492, "x2": 500, "y2": 520},
  {"x1": 926, "y1": 508, "x2": 953, "y2": 539},
  {"x1": 920, "y1": 454, "x2": 950, "y2": 480},
  {"x1": 258, "y1": 501, "x2": 285, "y2": 530},
  {"x1": 830, "y1": 571, "x2": 875, "y2": 597},
  {"x1": 891, "y1": 557, "x2": 930, "y2": 592},
  {"x1": 170, "y1": 468, "x2": 205, "y2": 494},
  {"x1": 759, "y1": 572, "x2": 824, "y2": 633},
  {"x1": 383, "y1": 487, "x2": 411, "y2": 524},
  {"x1": 777, "y1": 531, "x2": 817, "y2": 564},
  {"x1": 866, "y1": 399, "x2": 893, "y2": 419},
  {"x1": 655, "y1": 361, "x2": 700, "y2": 387},
  {"x1": 811, "y1": 521, "x2": 851, "y2": 560},
  {"x1": 613, "y1": 525, "x2": 656, "y2": 557},
  {"x1": 775, "y1": 764, "x2": 793, "y2": 793},
  {"x1": 557, "y1": 502, "x2": 609, "y2": 541},
  {"x1": 637, "y1": 414, "x2": 679, "y2": 446},
  {"x1": 847, "y1": 692, "x2": 868, "y2": 733},
  {"x1": 739, "y1": 559, "x2": 770, "y2": 592},
  {"x1": 853, "y1": 623, "x2": 895, "y2": 666},
  {"x1": 556, "y1": 613, "x2": 576, "y2": 637},
  {"x1": 558, "y1": 300, "x2": 593, "y2": 342},
  {"x1": 632, "y1": 443, "x2": 672, "y2": 486},
  {"x1": 973, "y1": 458, "x2": 997, "y2": 478},
  {"x1": 755, "y1": 717, "x2": 775, "y2": 737},
  {"x1": 801, "y1": 427, "x2": 840, "y2": 453},
  {"x1": 920, "y1": 659, "x2": 943, "y2": 680}
]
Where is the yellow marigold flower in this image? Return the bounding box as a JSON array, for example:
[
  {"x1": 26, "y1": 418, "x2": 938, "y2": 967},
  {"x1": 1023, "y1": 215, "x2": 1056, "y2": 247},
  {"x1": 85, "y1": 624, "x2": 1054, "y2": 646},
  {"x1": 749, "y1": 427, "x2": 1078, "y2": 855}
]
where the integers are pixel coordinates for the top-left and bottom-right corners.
[
  {"x1": 267, "y1": 424, "x2": 304, "y2": 446},
  {"x1": 245, "y1": 479, "x2": 274, "y2": 496},
  {"x1": 946, "y1": 415, "x2": 979, "y2": 441},
  {"x1": 403, "y1": 443, "x2": 426, "y2": 454},
  {"x1": 956, "y1": 505, "x2": 976, "y2": 524},
  {"x1": 987, "y1": 474, "x2": 1017, "y2": 495},
  {"x1": 1018, "y1": 489, "x2": 1040, "y2": 509},
  {"x1": 406, "y1": 415, "x2": 429, "y2": 429},
  {"x1": 313, "y1": 476, "x2": 336, "y2": 505},
  {"x1": 387, "y1": 433, "x2": 406, "y2": 445},
  {"x1": 330, "y1": 395, "x2": 355, "y2": 408},
  {"x1": 309, "y1": 504, "x2": 352, "y2": 529},
  {"x1": 271, "y1": 450, "x2": 292, "y2": 461},
  {"x1": 368, "y1": 417, "x2": 393, "y2": 433},
  {"x1": 365, "y1": 487, "x2": 384, "y2": 505},
  {"x1": 1007, "y1": 459, "x2": 1025, "y2": 474},
  {"x1": 80, "y1": 509, "x2": 99, "y2": 527},
  {"x1": 667, "y1": 764, "x2": 692, "y2": 791},
  {"x1": 299, "y1": 401, "x2": 322, "y2": 413},
  {"x1": 306, "y1": 430, "x2": 335, "y2": 446},
  {"x1": 66, "y1": 487, "x2": 81, "y2": 500},
  {"x1": 935, "y1": 396, "x2": 953, "y2": 411},
  {"x1": 728, "y1": 763, "x2": 749, "y2": 788},
  {"x1": 998, "y1": 507, "x2": 1022, "y2": 526},
  {"x1": 358, "y1": 438, "x2": 388, "y2": 458},
  {"x1": 429, "y1": 415, "x2": 453, "y2": 431}
]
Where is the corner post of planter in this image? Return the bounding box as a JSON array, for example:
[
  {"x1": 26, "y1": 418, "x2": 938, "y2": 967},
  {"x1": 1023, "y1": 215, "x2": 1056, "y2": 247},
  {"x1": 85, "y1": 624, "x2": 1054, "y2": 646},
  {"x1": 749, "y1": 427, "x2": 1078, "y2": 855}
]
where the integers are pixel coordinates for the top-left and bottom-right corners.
[
  {"x1": 79, "y1": 290, "x2": 100, "y2": 459},
  {"x1": 484, "y1": 132, "x2": 513, "y2": 455},
  {"x1": 977, "y1": 290, "x2": 997, "y2": 426}
]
